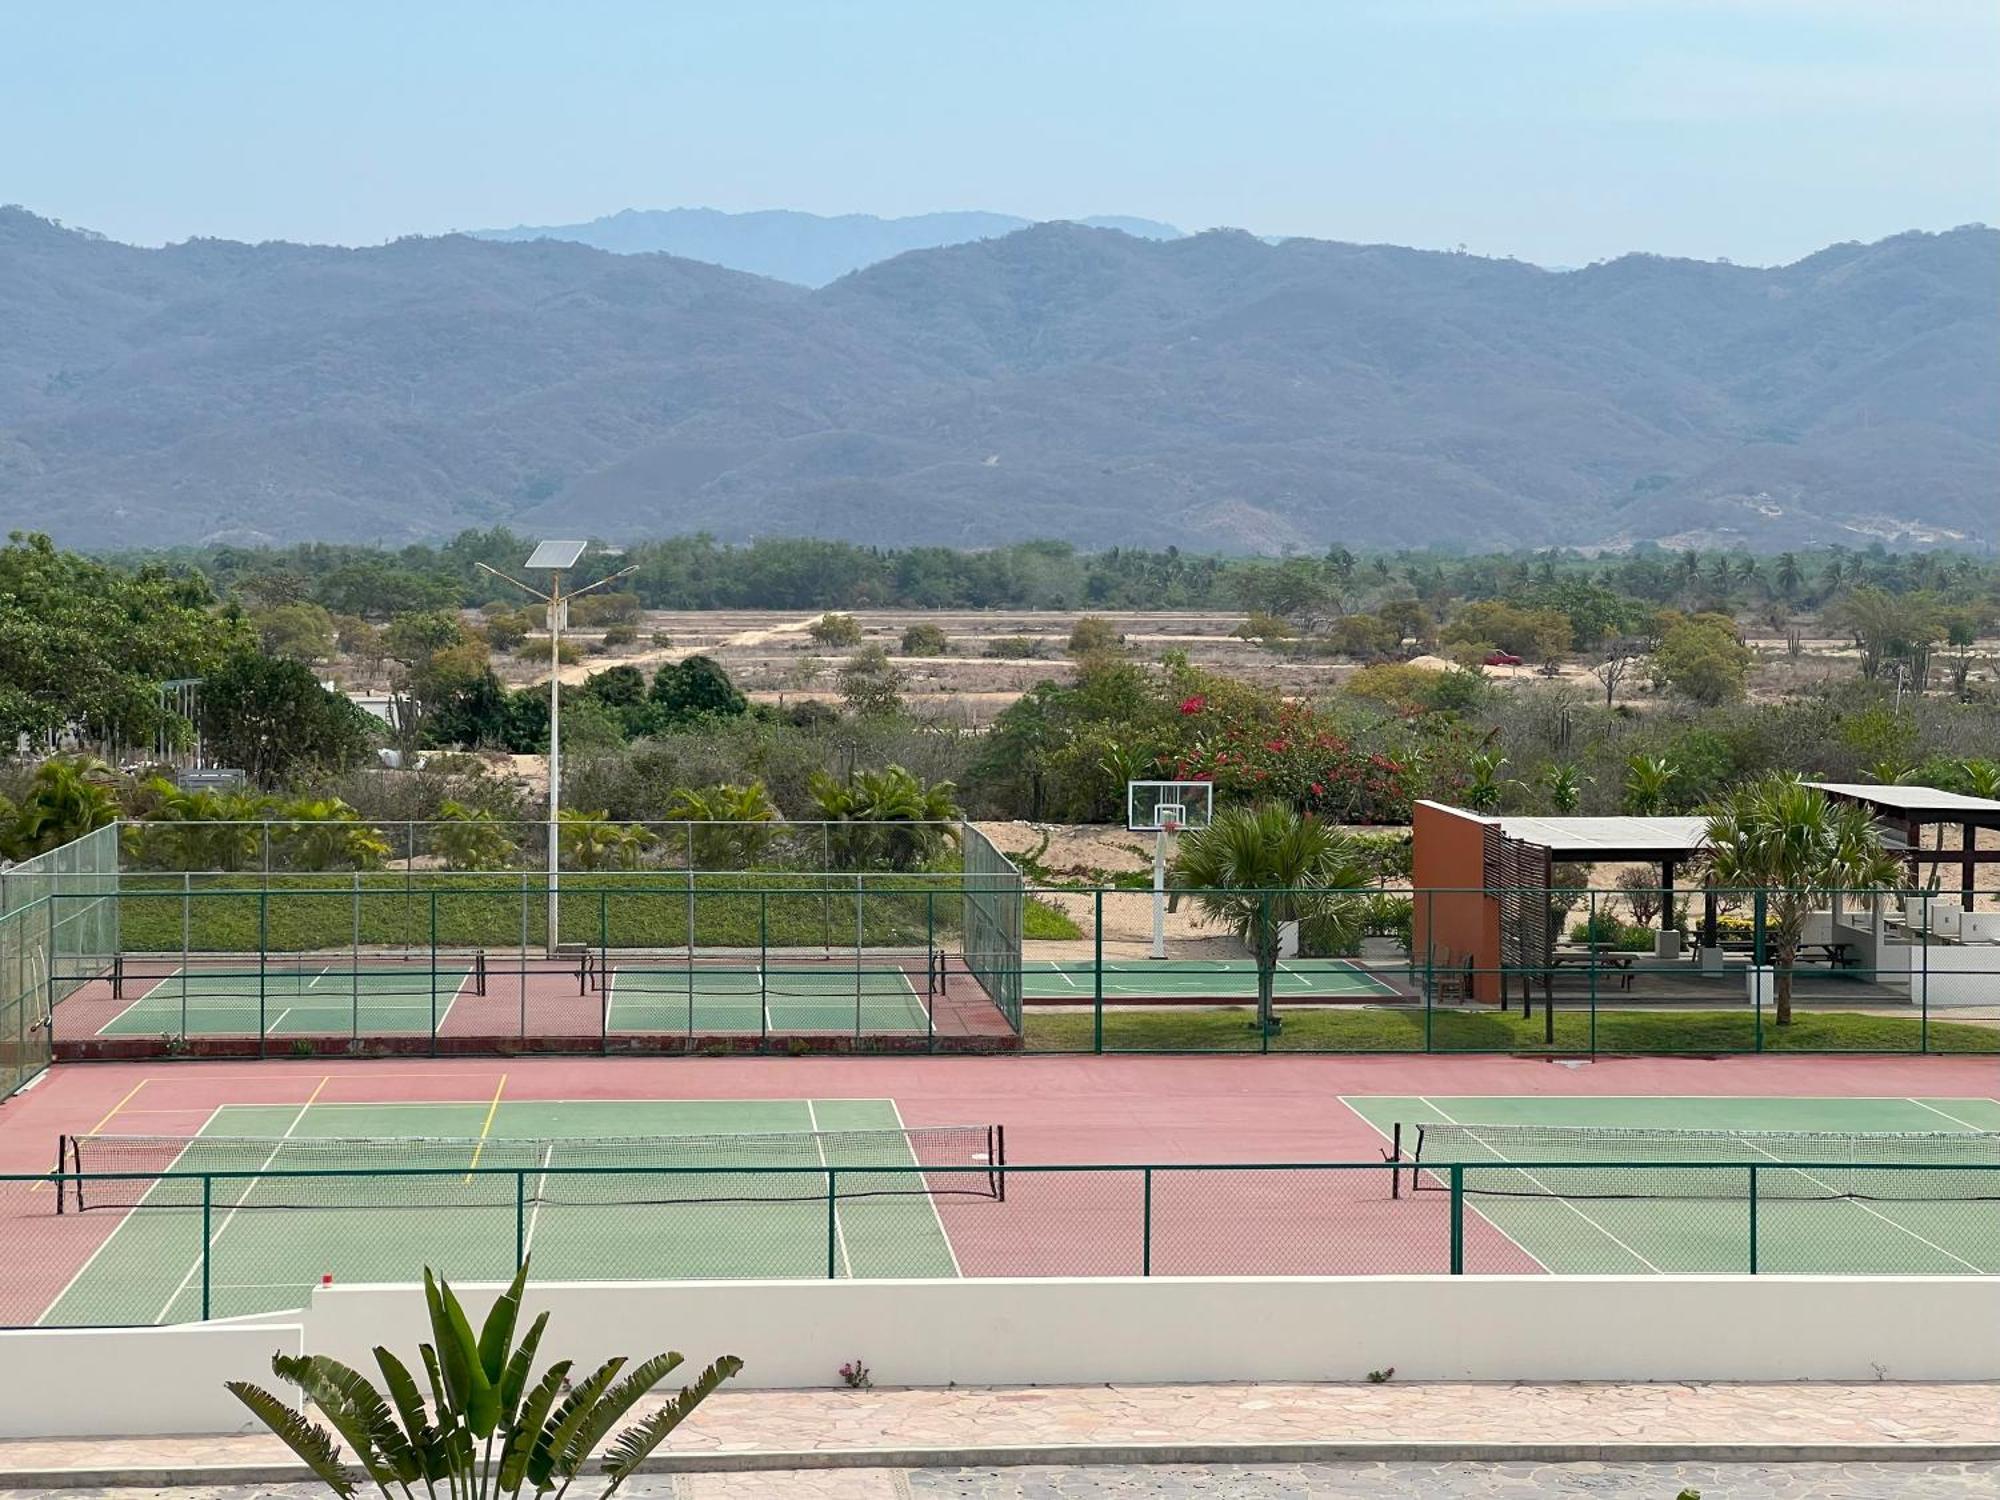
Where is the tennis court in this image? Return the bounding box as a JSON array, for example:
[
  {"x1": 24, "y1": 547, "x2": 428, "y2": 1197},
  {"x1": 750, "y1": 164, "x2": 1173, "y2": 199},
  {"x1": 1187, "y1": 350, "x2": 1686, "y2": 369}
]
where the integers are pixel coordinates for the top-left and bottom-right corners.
[
  {"x1": 1022, "y1": 957, "x2": 1400, "y2": 1002},
  {"x1": 601, "y1": 959, "x2": 934, "y2": 1035},
  {"x1": 1343, "y1": 1093, "x2": 2000, "y2": 1275},
  {"x1": 91, "y1": 962, "x2": 479, "y2": 1037},
  {"x1": 41, "y1": 1096, "x2": 984, "y2": 1326}
]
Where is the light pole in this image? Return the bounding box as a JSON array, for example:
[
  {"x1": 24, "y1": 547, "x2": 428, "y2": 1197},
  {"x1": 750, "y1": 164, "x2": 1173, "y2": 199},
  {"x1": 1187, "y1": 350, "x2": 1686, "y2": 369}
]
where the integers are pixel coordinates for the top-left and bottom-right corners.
[{"x1": 475, "y1": 543, "x2": 637, "y2": 955}]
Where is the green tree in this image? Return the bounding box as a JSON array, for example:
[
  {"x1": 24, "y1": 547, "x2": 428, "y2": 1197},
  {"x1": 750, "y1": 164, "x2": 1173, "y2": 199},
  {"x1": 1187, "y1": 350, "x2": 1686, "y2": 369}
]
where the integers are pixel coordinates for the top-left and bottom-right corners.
[
  {"x1": 809, "y1": 765, "x2": 959, "y2": 870},
  {"x1": 13, "y1": 756, "x2": 122, "y2": 855},
  {"x1": 1066, "y1": 615, "x2": 1124, "y2": 657},
  {"x1": 807, "y1": 612, "x2": 863, "y2": 647},
  {"x1": 272, "y1": 799, "x2": 390, "y2": 871},
  {"x1": 900, "y1": 622, "x2": 950, "y2": 656},
  {"x1": 198, "y1": 653, "x2": 375, "y2": 785},
  {"x1": 1700, "y1": 777, "x2": 1904, "y2": 1026},
  {"x1": 666, "y1": 782, "x2": 780, "y2": 868},
  {"x1": 648, "y1": 656, "x2": 747, "y2": 726},
  {"x1": 1171, "y1": 803, "x2": 1372, "y2": 1035},
  {"x1": 252, "y1": 602, "x2": 338, "y2": 664},
  {"x1": 1653, "y1": 613, "x2": 1752, "y2": 706},
  {"x1": 837, "y1": 645, "x2": 906, "y2": 718},
  {"x1": 1539, "y1": 762, "x2": 1588, "y2": 813},
  {"x1": 432, "y1": 801, "x2": 520, "y2": 871},
  {"x1": 1462, "y1": 751, "x2": 1508, "y2": 813},
  {"x1": 558, "y1": 810, "x2": 654, "y2": 871}
]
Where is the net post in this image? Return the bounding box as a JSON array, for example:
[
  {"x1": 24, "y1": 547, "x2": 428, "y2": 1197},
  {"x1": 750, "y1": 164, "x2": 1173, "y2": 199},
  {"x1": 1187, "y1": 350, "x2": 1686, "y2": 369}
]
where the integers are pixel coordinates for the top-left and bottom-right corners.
[
  {"x1": 826, "y1": 1167, "x2": 839, "y2": 1279},
  {"x1": 200, "y1": 1173, "x2": 213, "y2": 1320},
  {"x1": 992, "y1": 1125, "x2": 1006, "y2": 1202},
  {"x1": 1448, "y1": 1165, "x2": 1464, "y2": 1274},
  {"x1": 1390, "y1": 1124, "x2": 1402, "y2": 1200},
  {"x1": 1748, "y1": 1164, "x2": 1759, "y2": 1274},
  {"x1": 1141, "y1": 1167, "x2": 1153, "y2": 1276},
  {"x1": 53, "y1": 1134, "x2": 67, "y2": 1214}
]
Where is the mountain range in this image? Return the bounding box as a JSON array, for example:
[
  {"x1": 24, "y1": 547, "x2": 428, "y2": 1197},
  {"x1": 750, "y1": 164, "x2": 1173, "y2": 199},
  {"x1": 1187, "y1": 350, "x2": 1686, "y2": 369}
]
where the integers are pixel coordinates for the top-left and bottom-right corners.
[
  {"x1": 1, "y1": 206, "x2": 1993, "y2": 554},
  {"x1": 471, "y1": 207, "x2": 1185, "y2": 287}
]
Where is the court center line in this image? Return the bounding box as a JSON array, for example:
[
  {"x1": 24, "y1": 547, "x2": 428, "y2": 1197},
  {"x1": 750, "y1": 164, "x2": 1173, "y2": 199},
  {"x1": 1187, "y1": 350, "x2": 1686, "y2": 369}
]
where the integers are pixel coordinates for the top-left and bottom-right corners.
[
  {"x1": 806, "y1": 1100, "x2": 853, "y2": 1278},
  {"x1": 888, "y1": 1099, "x2": 964, "y2": 1278},
  {"x1": 519, "y1": 1140, "x2": 555, "y2": 1264},
  {"x1": 1728, "y1": 1131, "x2": 1986, "y2": 1274},
  {"x1": 153, "y1": 1076, "x2": 333, "y2": 1324},
  {"x1": 1331, "y1": 1097, "x2": 1551, "y2": 1275},
  {"x1": 1417, "y1": 1096, "x2": 1663, "y2": 1275},
  {"x1": 432, "y1": 968, "x2": 474, "y2": 1034},
  {"x1": 1906, "y1": 1097, "x2": 1989, "y2": 1132},
  {"x1": 465, "y1": 1073, "x2": 510, "y2": 1178}
]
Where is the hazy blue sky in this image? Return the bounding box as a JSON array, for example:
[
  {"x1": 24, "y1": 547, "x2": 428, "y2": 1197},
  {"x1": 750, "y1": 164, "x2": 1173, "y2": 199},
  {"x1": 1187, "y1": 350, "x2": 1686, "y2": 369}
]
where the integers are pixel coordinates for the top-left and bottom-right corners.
[{"x1": 8, "y1": 1, "x2": 1995, "y2": 266}]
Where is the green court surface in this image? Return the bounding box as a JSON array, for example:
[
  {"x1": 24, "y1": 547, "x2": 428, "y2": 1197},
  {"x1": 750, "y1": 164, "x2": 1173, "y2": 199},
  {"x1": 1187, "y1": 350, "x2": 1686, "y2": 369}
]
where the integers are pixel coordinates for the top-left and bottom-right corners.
[
  {"x1": 1022, "y1": 957, "x2": 1398, "y2": 1001},
  {"x1": 604, "y1": 964, "x2": 933, "y2": 1034},
  {"x1": 98, "y1": 966, "x2": 476, "y2": 1036},
  {"x1": 44, "y1": 1097, "x2": 962, "y2": 1326},
  {"x1": 1343, "y1": 1093, "x2": 2000, "y2": 1276}
]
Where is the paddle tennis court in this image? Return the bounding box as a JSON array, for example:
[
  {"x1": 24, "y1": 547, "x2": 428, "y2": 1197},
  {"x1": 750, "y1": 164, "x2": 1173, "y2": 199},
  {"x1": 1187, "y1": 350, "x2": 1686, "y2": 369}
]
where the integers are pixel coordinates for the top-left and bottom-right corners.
[
  {"x1": 1021, "y1": 957, "x2": 1400, "y2": 1002},
  {"x1": 601, "y1": 959, "x2": 934, "y2": 1034},
  {"x1": 1343, "y1": 1092, "x2": 2000, "y2": 1276},
  {"x1": 88, "y1": 960, "x2": 480, "y2": 1037},
  {"x1": 40, "y1": 1096, "x2": 983, "y2": 1326}
]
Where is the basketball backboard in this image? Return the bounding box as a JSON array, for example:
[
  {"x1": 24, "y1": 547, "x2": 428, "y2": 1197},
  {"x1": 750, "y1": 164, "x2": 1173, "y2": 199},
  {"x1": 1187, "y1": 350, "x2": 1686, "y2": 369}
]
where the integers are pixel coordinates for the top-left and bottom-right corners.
[{"x1": 1127, "y1": 779, "x2": 1214, "y2": 833}]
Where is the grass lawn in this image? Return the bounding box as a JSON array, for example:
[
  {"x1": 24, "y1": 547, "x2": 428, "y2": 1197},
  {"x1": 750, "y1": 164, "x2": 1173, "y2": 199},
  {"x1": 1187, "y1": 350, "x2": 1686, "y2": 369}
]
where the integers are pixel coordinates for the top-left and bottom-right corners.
[{"x1": 1023, "y1": 1005, "x2": 2000, "y2": 1054}]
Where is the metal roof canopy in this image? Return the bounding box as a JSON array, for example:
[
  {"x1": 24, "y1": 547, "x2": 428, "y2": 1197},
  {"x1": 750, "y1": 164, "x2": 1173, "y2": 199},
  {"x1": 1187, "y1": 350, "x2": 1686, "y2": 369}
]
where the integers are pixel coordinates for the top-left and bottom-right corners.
[
  {"x1": 524, "y1": 539, "x2": 589, "y2": 571},
  {"x1": 1493, "y1": 814, "x2": 1711, "y2": 861},
  {"x1": 1809, "y1": 782, "x2": 2000, "y2": 825}
]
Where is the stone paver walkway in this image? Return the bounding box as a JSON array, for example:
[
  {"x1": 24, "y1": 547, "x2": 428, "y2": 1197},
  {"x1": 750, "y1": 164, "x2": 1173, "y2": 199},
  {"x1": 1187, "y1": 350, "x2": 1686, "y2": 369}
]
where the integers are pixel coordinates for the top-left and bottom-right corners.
[{"x1": 1, "y1": 1382, "x2": 1993, "y2": 1490}]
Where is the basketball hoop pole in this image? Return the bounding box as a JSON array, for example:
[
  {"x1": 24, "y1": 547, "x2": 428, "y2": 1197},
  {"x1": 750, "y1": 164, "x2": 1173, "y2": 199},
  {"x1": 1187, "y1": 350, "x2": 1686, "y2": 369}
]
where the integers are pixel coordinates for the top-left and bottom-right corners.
[{"x1": 1151, "y1": 822, "x2": 1175, "y2": 960}]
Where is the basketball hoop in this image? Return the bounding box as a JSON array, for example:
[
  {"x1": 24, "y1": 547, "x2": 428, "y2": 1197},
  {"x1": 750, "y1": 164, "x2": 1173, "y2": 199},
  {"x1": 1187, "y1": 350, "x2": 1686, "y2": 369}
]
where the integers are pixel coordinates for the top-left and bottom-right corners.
[{"x1": 1127, "y1": 780, "x2": 1212, "y2": 960}]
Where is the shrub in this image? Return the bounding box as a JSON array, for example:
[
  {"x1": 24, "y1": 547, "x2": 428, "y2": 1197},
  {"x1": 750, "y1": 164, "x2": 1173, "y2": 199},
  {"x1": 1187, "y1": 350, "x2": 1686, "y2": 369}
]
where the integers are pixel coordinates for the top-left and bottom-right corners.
[
  {"x1": 900, "y1": 622, "x2": 950, "y2": 656},
  {"x1": 983, "y1": 636, "x2": 1044, "y2": 659},
  {"x1": 808, "y1": 612, "x2": 863, "y2": 647},
  {"x1": 1067, "y1": 615, "x2": 1124, "y2": 657},
  {"x1": 1232, "y1": 611, "x2": 1296, "y2": 642}
]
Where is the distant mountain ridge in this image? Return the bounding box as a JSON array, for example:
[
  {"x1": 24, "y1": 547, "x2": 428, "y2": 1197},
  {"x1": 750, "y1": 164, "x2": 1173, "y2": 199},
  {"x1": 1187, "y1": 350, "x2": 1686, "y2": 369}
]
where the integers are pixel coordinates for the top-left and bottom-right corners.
[
  {"x1": 470, "y1": 206, "x2": 1185, "y2": 286},
  {"x1": 0, "y1": 206, "x2": 1992, "y2": 554}
]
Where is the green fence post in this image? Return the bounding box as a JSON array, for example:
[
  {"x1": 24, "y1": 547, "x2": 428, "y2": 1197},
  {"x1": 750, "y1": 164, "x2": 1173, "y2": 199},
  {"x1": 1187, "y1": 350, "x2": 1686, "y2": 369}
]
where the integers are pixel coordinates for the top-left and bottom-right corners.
[
  {"x1": 258, "y1": 888, "x2": 269, "y2": 1058},
  {"x1": 1259, "y1": 889, "x2": 1272, "y2": 1054},
  {"x1": 826, "y1": 1167, "x2": 839, "y2": 1279},
  {"x1": 1422, "y1": 891, "x2": 1435, "y2": 1053},
  {"x1": 516, "y1": 1170, "x2": 527, "y2": 1268},
  {"x1": 1748, "y1": 1164, "x2": 1759, "y2": 1274},
  {"x1": 1093, "y1": 888, "x2": 1104, "y2": 1055},
  {"x1": 429, "y1": 889, "x2": 439, "y2": 1054},
  {"x1": 599, "y1": 890, "x2": 610, "y2": 1056},
  {"x1": 1752, "y1": 888, "x2": 1766, "y2": 1052},
  {"x1": 1583, "y1": 889, "x2": 1596, "y2": 1055},
  {"x1": 1448, "y1": 1165, "x2": 1464, "y2": 1274},
  {"x1": 1142, "y1": 1167, "x2": 1153, "y2": 1276},
  {"x1": 1919, "y1": 894, "x2": 1930, "y2": 1055},
  {"x1": 926, "y1": 887, "x2": 936, "y2": 1052},
  {"x1": 201, "y1": 1174, "x2": 213, "y2": 1320}
]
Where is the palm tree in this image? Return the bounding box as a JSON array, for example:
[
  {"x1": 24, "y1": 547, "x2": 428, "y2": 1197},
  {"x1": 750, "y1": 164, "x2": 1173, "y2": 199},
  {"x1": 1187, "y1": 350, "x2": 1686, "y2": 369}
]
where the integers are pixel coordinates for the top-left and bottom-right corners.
[
  {"x1": 15, "y1": 756, "x2": 122, "y2": 854},
  {"x1": 1463, "y1": 750, "x2": 1508, "y2": 813},
  {"x1": 1700, "y1": 777, "x2": 1904, "y2": 1026},
  {"x1": 809, "y1": 765, "x2": 960, "y2": 871},
  {"x1": 1622, "y1": 754, "x2": 1678, "y2": 816},
  {"x1": 1539, "y1": 762, "x2": 1588, "y2": 814},
  {"x1": 667, "y1": 781, "x2": 780, "y2": 869},
  {"x1": 432, "y1": 801, "x2": 521, "y2": 871},
  {"x1": 1171, "y1": 803, "x2": 1372, "y2": 1035}
]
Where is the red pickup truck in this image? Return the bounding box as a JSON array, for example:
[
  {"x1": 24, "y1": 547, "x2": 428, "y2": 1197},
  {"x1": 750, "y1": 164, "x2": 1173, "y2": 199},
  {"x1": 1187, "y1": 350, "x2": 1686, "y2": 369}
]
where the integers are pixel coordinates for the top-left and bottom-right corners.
[{"x1": 1482, "y1": 650, "x2": 1523, "y2": 667}]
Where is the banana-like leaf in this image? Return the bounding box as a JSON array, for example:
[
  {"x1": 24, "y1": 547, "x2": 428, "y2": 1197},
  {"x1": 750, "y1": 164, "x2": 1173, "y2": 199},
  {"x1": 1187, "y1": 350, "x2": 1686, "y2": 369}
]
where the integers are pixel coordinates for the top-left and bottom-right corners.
[
  {"x1": 430, "y1": 1271, "x2": 499, "y2": 1438},
  {"x1": 276, "y1": 1352, "x2": 420, "y2": 1489},
  {"x1": 564, "y1": 1349, "x2": 683, "y2": 1469},
  {"x1": 421, "y1": 1340, "x2": 476, "y2": 1474},
  {"x1": 225, "y1": 1380, "x2": 358, "y2": 1500},
  {"x1": 495, "y1": 1311, "x2": 549, "y2": 1431},
  {"x1": 375, "y1": 1346, "x2": 451, "y2": 1484},
  {"x1": 599, "y1": 1356, "x2": 744, "y2": 1492},
  {"x1": 497, "y1": 1359, "x2": 571, "y2": 1495},
  {"x1": 524, "y1": 1357, "x2": 624, "y2": 1490},
  {"x1": 476, "y1": 1260, "x2": 530, "y2": 1389}
]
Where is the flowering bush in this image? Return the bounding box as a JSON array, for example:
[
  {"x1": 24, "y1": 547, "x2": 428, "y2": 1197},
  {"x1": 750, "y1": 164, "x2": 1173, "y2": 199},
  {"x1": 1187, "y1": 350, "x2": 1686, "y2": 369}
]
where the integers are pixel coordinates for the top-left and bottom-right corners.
[{"x1": 1167, "y1": 700, "x2": 1414, "y2": 824}]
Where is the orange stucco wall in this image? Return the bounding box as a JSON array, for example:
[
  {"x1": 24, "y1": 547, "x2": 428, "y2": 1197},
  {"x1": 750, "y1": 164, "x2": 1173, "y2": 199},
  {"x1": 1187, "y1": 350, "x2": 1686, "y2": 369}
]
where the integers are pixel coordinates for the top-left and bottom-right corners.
[{"x1": 1411, "y1": 800, "x2": 1502, "y2": 1003}]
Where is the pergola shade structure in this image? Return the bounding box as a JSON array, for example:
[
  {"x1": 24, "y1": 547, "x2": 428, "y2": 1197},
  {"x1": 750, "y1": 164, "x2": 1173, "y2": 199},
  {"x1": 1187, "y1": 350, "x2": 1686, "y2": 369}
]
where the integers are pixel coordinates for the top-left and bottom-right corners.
[
  {"x1": 1410, "y1": 802, "x2": 1712, "y2": 1004},
  {"x1": 1809, "y1": 783, "x2": 2000, "y2": 909}
]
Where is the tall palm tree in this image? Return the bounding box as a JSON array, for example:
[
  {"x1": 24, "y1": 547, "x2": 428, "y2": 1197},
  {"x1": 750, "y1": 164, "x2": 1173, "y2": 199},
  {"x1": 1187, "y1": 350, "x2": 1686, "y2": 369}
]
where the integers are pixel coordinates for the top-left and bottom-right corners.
[
  {"x1": 1171, "y1": 803, "x2": 1372, "y2": 1035},
  {"x1": 1700, "y1": 777, "x2": 1905, "y2": 1026}
]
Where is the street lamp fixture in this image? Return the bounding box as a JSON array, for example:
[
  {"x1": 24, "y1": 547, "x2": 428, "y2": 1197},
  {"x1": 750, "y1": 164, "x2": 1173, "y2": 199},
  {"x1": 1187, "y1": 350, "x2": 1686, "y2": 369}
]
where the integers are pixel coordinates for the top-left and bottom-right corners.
[{"x1": 475, "y1": 544, "x2": 638, "y2": 954}]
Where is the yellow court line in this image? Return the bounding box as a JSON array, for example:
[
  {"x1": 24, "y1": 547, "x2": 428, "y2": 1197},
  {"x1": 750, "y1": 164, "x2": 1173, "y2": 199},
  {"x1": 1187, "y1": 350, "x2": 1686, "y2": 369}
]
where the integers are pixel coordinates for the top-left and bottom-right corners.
[
  {"x1": 36, "y1": 1078, "x2": 153, "y2": 1194},
  {"x1": 465, "y1": 1073, "x2": 509, "y2": 1177}
]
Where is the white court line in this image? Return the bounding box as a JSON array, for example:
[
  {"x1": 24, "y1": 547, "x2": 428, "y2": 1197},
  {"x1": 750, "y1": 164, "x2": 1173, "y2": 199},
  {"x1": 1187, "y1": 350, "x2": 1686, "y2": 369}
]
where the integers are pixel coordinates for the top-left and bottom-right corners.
[
  {"x1": 431, "y1": 969, "x2": 474, "y2": 1033},
  {"x1": 93, "y1": 974, "x2": 173, "y2": 1036},
  {"x1": 805, "y1": 1101, "x2": 854, "y2": 1277},
  {"x1": 1417, "y1": 1097, "x2": 1663, "y2": 1274},
  {"x1": 154, "y1": 1080, "x2": 332, "y2": 1323},
  {"x1": 1330, "y1": 1098, "x2": 1551, "y2": 1275},
  {"x1": 887, "y1": 1098, "x2": 965, "y2": 1278},
  {"x1": 518, "y1": 1141, "x2": 556, "y2": 1263},
  {"x1": 1727, "y1": 1134, "x2": 1986, "y2": 1274},
  {"x1": 35, "y1": 1102, "x2": 233, "y2": 1324},
  {"x1": 1906, "y1": 1098, "x2": 1992, "y2": 1132}
]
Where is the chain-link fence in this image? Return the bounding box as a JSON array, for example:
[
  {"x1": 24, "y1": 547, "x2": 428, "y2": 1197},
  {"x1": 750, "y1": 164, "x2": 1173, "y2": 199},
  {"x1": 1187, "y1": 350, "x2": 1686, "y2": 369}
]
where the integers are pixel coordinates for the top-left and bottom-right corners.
[{"x1": 5, "y1": 1158, "x2": 1993, "y2": 1327}]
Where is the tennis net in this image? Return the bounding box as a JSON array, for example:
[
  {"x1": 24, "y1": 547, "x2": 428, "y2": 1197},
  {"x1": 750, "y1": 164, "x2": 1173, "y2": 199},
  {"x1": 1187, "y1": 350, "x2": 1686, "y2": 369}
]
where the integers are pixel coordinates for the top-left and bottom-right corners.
[
  {"x1": 60, "y1": 1122, "x2": 1005, "y2": 1211},
  {"x1": 1404, "y1": 1121, "x2": 2000, "y2": 1202}
]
